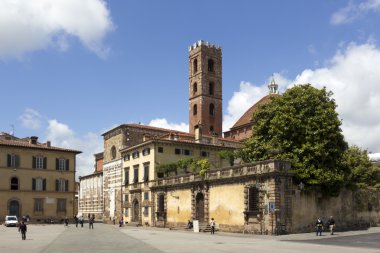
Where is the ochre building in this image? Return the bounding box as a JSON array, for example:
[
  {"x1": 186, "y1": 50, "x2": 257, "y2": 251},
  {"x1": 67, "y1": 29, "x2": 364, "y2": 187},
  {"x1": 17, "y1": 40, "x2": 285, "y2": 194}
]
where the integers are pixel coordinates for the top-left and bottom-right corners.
[{"x1": 0, "y1": 132, "x2": 81, "y2": 222}]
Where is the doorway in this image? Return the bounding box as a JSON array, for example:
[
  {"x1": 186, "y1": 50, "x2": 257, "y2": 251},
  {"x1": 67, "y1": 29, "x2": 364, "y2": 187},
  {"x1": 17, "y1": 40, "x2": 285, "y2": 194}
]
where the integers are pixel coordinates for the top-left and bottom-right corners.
[
  {"x1": 132, "y1": 200, "x2": 140, "y2": 223},
  {"x1": 195, "y1": 193, "x2": 204, "y2": 222},
  {"x1": 9, "y1": 200, "x2": 20, "y2": 217}
]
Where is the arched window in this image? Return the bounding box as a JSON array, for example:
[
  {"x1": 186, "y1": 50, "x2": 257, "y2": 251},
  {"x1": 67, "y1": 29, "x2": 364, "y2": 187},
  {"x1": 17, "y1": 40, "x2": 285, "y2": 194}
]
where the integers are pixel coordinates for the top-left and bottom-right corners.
[
  {"x1": 10, "y1": 177, "x2": 19, "y2": 190},
  {"x1": 193, "y1": 59, "x2": 198, "y2": 73},
  {"x1": 208, "y1": 59, "x2": 214, "y2": 72},
  {"x1": 193, "y1": 104, "x2": 197, "y2": 115},
  {"x1": 193, "y1": 82, "x2": 197, "y2": 95},
  {"x1": 111, "y1": 146, "x2": 116, "y2": 160},
  {"x1": 209, "y1": 103, "x2": 215, "y2": 116},
  {"x1": 209, "y1": 82, "x2": 214, "y2": 95}
]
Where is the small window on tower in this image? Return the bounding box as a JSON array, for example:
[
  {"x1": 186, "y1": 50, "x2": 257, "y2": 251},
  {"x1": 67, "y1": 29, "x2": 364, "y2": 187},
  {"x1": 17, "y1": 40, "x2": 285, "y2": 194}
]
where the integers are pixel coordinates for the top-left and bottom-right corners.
[
  {"x1": 210, "y1": 126, "x2": 214, "y2": 133},
  {"x1": 208, "y1": 59, "x2": 214, "y2": 72},
  {"x1": 209, "y1": 103, "x2": 215, "y2": 116},
  {"x1": 193, "y1": 104, "x2": 197, "y2": 115},
  {"x1": 193, "y1": 59, "x2": 198, "y2": 73},
  {"x1": 193, "y1": 83, "x2": 197, "y2": 95},
  {"x1": 209, "y1": 82, "x2": 214, "y2": 95}
]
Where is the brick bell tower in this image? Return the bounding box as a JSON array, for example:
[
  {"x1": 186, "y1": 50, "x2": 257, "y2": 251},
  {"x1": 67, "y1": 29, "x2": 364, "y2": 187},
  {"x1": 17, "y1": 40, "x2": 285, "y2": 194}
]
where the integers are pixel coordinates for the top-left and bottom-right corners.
[{"x1": 188, "y1": 40, "x2": 222, "y2": 137}]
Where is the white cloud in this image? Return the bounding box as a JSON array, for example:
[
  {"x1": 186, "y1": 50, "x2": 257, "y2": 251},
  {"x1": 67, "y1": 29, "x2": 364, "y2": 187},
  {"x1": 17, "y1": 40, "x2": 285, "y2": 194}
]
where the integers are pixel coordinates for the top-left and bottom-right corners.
[
  {"x1": 292, "y1": 43, "x2": 380, "y2": 152},
  {"x1": 149, "y1": 118, "x2": 188, "y2": 132},
  {"x1": 46, "y1": 119, "x2": 103, "y2": 179},
  {"x1": 0, "y1": 0, "x2": 114, "y2": 59},
  {"x1": 19, "y1": 108, "x2": 42, "y2": 130},
  {"x1": 331, "y1": 0, "x2": 380, "y2": 25},
  {"x1": 223, "y1": 73, "x2": 291, "y2": 132}
]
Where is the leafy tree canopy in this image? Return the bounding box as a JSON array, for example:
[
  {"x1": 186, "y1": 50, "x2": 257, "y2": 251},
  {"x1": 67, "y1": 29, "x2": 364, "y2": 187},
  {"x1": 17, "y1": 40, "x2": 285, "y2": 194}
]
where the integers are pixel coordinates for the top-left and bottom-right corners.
[
  {"x1": 238, "y1": 84, "x2": 348, "y2": 192},
  {"x1": 342, "y1": 145, "x2": 380, "y2": 189}
]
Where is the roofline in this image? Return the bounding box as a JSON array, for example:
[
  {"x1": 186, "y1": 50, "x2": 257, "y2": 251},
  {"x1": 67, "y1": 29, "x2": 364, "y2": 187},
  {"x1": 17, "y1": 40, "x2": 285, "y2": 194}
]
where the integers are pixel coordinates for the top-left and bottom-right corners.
[
  {"x1": 0, "y1": 142, "x2": 82, "y2": 154},
  {"x1": 119, "y1": 139, "x2": 236, "y2": 153}
]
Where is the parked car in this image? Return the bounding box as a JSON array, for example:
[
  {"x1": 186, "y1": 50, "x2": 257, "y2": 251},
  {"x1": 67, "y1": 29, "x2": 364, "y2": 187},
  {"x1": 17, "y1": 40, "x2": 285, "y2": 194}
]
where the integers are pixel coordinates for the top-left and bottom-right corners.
[{"x1": 4, "y1": 215, "x2": 18, "y2": 227}]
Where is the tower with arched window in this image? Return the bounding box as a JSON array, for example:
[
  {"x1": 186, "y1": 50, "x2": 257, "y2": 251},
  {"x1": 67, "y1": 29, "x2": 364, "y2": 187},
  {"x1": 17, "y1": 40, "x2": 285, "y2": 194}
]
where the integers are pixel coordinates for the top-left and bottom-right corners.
[{"x1": 188, "y1": 40, "x2": 222, "y2": 137}]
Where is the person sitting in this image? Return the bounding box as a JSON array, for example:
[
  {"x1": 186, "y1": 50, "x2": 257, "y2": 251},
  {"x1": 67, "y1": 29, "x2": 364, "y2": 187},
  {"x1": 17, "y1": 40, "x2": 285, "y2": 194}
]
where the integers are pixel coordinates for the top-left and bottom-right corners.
[{"x1": 187, "y1": 220, "x2": 193, "y2": 229}]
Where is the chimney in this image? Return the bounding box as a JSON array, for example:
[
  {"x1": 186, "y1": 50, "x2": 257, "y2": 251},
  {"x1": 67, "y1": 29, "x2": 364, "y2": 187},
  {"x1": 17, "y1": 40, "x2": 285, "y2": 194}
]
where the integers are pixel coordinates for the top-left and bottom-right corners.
[
  {"x1": 195, "y1": 124, "x2": 203, "y2": 143},
  {"x1": 46, "y1": 141, "x2": 51, "y2": 147},
  {"x1": 30, "y1": 136, "x2": 38, "y2": 145}
]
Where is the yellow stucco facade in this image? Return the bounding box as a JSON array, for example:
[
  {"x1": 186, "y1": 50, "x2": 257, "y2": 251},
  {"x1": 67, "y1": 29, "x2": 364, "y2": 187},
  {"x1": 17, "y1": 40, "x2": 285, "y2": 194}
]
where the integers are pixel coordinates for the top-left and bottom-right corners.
[{"x1": 0, "y1": 135, "x2": 80, "y2": 223}]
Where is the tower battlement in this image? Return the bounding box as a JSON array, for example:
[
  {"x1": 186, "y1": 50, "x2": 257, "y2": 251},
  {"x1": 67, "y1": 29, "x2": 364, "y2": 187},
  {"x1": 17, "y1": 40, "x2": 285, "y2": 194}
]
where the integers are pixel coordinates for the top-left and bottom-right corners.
[{"x1": 188, "y1": 40, "x2": 221, "y2": 51}]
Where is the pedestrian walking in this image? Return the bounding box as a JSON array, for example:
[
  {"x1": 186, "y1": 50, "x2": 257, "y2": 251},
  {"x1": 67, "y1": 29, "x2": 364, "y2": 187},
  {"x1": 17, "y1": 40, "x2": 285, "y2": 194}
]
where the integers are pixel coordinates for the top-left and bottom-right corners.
[
  {"x1": 64, "y1": 216, "x2": 69, "y2": 227},
  {"x1": 18, "y1": 221, "x2": 27, "y2": 240},
  {"x1": 89, "y1": 214, "x2": 94, "y2": 229},
  {"x1": 210, "y1": 218, "x2": 216, "y2": 234},
  {"x1": 74, "y1": 215, "x2": 79, "y2": 228},
  {"x1": 327, "y1": 216, "x2": 336, "y2": 235},
  {"x1": 79, "y1": 216, "x2": 84, "y2": 228},
  {"x1": 315, "y1": 217, "x2": 324, "y2": 236}
]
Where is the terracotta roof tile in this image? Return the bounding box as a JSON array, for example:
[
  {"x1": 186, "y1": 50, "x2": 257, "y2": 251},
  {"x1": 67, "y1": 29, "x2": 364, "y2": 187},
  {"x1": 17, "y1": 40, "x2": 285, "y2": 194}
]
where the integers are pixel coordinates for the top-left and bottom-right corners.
[
  {"x1": 0, "y1": 139, "x2": 81, "y2": 154},
  {"x1": 231, "y1": 94, "x2": 280, "y2": 129}
]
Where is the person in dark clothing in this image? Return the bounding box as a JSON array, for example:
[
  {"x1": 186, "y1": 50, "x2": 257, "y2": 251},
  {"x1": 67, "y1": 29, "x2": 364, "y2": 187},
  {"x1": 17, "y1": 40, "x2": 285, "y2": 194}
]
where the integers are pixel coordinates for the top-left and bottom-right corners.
[
  {"x1": 18, "y1": 221, "x2": 27, "y2": 240},
  {"x1": 210, "y1": 218, "x2": 216, "y2": 234},
  {"x1": 89, "y1": 214, "x2": 95, "y2": 229},
  {"x1": 315, "y1": 217, "x2": 324, "y2": 236},
  {"x1": 79, "y1": 216, "x2": 84, "y2": 228},
  {"x1": 327, "y1": 216, "x2": 336, "y2": 235},
  {"x1": 64, "y1": 217, "x2": 69, "y2": 227},
  {"x1": 74, "y1": 215, "x2": 79, "y2": 228}
]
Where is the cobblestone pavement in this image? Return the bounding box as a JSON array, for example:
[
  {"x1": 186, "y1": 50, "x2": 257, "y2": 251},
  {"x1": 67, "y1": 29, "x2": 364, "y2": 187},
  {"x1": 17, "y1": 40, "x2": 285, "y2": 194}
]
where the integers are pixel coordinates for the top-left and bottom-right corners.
[{"x1": 1, "y1": 224, "x2": 380, "y2": 253}]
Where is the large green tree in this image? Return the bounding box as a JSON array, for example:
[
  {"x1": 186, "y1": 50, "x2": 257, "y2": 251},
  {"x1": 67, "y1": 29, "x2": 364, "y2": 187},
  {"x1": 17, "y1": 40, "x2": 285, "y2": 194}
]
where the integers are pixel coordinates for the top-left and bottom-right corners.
[
  {"x1": 342, "y1": 145, "x2": 380, "y2": 189},
  {"x1": 239, "y1": 84, "x2": 348, "y2": 193}
]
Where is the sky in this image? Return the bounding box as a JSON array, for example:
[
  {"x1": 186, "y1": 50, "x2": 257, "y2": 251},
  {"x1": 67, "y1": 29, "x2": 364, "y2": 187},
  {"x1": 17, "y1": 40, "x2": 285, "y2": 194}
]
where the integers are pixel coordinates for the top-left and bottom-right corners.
[{"x1": 1, "y1": 0, "x2": 380, "y2": 178}]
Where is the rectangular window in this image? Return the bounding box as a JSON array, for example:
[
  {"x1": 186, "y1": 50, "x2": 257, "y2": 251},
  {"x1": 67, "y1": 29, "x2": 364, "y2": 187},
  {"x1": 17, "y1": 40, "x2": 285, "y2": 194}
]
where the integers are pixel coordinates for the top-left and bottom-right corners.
[
  {"x1": 124, "y1": 208, "x2": 129, "y2": 217},
  {"x1": 158, "y1": 194, "x2": 164, "y2": 212},
  {"x1": 143, "y1": 207, "x2": 149, "y2": 217},
  {"x1": 124, "y1": 194, "x2": 129, "y2": 202},
  {"x1": 57, "y1": 198, "x2": 66, "y2": 212},
  {"x1": 142, "y1": 148, "x2": 150, "y2": 156},
  {"x1": 34, "y1": 156, "x2": 46, "y2": 169},
  {"x1": 7, "y1": 154, "x2": 20, "y2": 168},
  {"x1": 132, "y1": 151, "x2": 139, "y2": 159},
  {"x1": 144, "y1": 192, "x2": 149, "y2": 200},
  {"x1": 184, "y1": 149, "x2": 192, "y2": 156},
  {"x1": 175, "y1": 148, "x2": 181, "y2": 155},
  {"x1": 56, "y1": 179, "x2": 68, "y2": 192},
  {"x1": 124, "y1": 154, "x2": 130, "y2": 161},
  {"x1": 248, "y1": 187, "x2": 259, "y2": 212},
  {"x1": 158, "y1": 147, "x2": 164, "y2": 153},
  {"x1": 57, "y1": 158, "x2": 68, "y2": 171},
  {"x1": 133, "y1": 166, "x2": 139, "y2": 183},
  {"x1": 34, "y1": 198, "x2": 43, "y2": 212},
  {"x1": 143, "y1": 163, "x2": 149, "y2": 182},
  {"x1": 201, "y1": 151, "x2": 209, "y2": 157},
  {"x1": 124, "y1": 168, "x2": 129, "y2": 185},
  {"x1": 36, "y1": 156, "x2": 44, "y2": 169}
]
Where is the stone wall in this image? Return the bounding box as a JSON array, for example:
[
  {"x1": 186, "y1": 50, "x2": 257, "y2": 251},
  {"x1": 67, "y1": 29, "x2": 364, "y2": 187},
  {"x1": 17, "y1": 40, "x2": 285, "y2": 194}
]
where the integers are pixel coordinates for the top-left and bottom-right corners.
[{"x1": 291, "y1": 188, "x2": 380, "y2": 233}]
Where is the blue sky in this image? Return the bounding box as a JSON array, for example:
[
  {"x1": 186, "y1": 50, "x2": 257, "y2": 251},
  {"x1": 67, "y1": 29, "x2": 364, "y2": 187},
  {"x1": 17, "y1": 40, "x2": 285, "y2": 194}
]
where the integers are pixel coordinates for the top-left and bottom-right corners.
[{"x1": 1, "y1": 0, "x2": 380, "y2": 177}]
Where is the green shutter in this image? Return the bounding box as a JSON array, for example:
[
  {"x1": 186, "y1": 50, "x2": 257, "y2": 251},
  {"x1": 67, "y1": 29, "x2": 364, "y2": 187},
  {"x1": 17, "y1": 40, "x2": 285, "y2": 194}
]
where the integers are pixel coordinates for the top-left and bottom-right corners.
[
  {"x1": 55, "y1": 179, "x2": 59, "y2": 191},
  {"x1": 7, "y1": 154, "x2": 11, "y2": 167},
  {"x1": 65, "y1": 180, "x2": 69, "y2": 192},
  {"x1": 43, "y1": 157, "x2": 47, "y2": 169},
  {"x1": 15, "y1": 155, "x2": 20, "y2": 168},
  {"x1": 32, "y1": 156, "x2": 36, "y2": 168},
  {"x1": 66, "y1": 159, "x2": 69, "y2": 171},
  {"x1": 32, "y1": 178, "x2": 36, "y2": 190},
  {"x1": 56, "y1": 158, "x2": 59, "y2": 170},
  {"x1": 43, "y1": 179, "x2": 46, "y2": 191}
]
